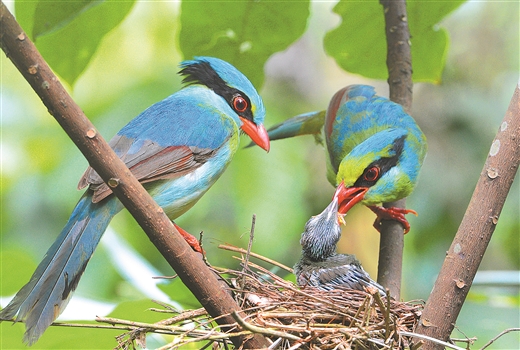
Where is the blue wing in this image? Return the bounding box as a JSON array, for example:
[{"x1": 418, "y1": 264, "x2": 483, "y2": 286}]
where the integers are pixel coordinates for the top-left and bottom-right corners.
[
  {"x1": 325, "y1": 85, "x2": 425, "y2": 173},
  {"x1": 78, "y1": 87, "x2": 235, "y2": 202}
]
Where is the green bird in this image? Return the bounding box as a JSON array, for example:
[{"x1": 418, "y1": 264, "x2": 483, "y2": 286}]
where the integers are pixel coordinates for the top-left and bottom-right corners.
[{"x1": 267, "y1": 85, "x2": 427, "y2": 233}]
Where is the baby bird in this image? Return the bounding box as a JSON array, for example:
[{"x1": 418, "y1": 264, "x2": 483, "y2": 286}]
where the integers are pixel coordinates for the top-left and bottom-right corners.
[{"x1": 294, "y1": 197, "x2": 386, "y2": 295}]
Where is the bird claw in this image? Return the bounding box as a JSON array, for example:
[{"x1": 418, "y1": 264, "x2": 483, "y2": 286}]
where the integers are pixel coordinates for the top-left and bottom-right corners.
[
  {"x1": 367, "y1": 205, "x2": 418, "y2": 234},
  {"x1": 173, "y1": 223, "x2": 205, "y2": 254}
]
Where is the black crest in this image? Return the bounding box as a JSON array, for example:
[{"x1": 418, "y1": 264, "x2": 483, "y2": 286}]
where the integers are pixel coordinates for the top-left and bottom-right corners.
[{"x1": 178, "y1": 60, "x2": 254, "y2": 122}]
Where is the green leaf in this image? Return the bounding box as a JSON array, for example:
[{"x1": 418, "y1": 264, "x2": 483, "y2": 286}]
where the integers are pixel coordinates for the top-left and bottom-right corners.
[
  {"x1": 32, "y1": 0, "x2": 100, "y2": 39},
  {"x1": 15, "y1": 0, "x2": 135, "y2": 86},
  {"x1": 0, "y1": 250, "x2": 36, "y2": 296},
  {"x1": 108, "y1": 299, "x2": 166, "y2": 323},
  {"x1": 157, "y1": 279, "x2": 201, "y2": 309},
  {"x1": 1, "y1": 320, "x2": 121, "y2": 349},
  {"x1": 179, "y1": 0, "x2": 310, "y2": 88},
  {"x1": 324, "y1": 0, "x2": 466, "y2": 83},
  {"x1": 14, "y1": 1, "x2": 37, "y2": 35}
]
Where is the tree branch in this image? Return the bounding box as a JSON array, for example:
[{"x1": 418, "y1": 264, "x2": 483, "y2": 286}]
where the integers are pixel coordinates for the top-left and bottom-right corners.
[
  {"x1": 378, "y1": 0, "x2": 413, "y2": 299},
  {"x1": 414, "y1": 84, "x2": 520, "y2": 349},
  {"x1": 0, "y1": 3, "x2": 268, "y2": 348}
]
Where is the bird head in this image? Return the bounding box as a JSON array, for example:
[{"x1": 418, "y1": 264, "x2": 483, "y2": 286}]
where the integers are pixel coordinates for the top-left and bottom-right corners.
[
  {"x1": 179, "y1": 57, "x2": 270, "y2": 152},
  {"x1": 333, "y1": 128, "x2": 415, "y2": 216},
  {"x1": 300, "y1": 197, "x2": 343, "y2": 261},
  {"x1": 323, "y1": 85, "x2": 426, "y2": 219}
]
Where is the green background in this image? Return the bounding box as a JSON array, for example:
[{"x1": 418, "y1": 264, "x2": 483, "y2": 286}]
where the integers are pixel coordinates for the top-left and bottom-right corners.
[{"x1": 1, "y1": 1, "x2": 518, "y2": 348}]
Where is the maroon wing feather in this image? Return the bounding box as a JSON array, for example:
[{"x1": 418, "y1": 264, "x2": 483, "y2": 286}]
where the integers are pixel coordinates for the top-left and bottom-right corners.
[{"x1": 78, "y1": 135, "x2": 217, "y2": 203}]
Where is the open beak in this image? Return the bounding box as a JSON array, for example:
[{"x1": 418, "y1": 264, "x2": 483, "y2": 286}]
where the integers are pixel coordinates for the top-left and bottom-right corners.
[
  {"x1": 240, "y1": 117, "x2": 270, "y2": 152},
  {"x1": 333, "y1": 181, "x2": 369, "y2": 215},
  {"x1": 327, "y1": 196, "x2": 346, "y2": 226}
]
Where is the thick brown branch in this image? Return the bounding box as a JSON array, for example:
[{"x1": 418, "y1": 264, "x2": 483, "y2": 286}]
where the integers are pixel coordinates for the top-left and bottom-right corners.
[
  {"x1": 378, "y1": 0, "x2": 413, "y2": 299},
  {"x1": 414, "y1": 84, "x2": 520, "y2": 348},
  {"x1": 0, "y1": 3, "x2": 268, "y2": 348}
]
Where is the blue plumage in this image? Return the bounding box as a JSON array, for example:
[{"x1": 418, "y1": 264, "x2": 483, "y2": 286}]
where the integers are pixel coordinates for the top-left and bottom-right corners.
[
  {"x1": 0, "y1": 57, "x2": 270, "y2": 345},
  {"x1": 266, "y1": 84, "x2": 426, "y2": 233}
]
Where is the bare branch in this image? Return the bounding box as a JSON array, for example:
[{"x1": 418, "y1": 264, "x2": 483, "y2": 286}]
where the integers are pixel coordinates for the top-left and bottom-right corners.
[
  {"x1": 378, "y1": 0, "x2": 413, "y2": 299},
  {"x1": 415, "y1": 85, "x2": 520, "y2": 348},
  {"x1": 480, "y1": 328, "x2": 520, "y2": 350}
]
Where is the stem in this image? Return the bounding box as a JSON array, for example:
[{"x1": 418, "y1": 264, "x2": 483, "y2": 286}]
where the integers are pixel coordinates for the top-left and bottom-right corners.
[{"x1": 378, "y1": 0, "x2": 413, "y2": 299}]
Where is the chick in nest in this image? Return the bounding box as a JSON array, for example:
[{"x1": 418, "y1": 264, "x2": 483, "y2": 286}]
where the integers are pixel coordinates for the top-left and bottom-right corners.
[{"x1": 294, "y1": 197, "x2": 386, "y2": 295}]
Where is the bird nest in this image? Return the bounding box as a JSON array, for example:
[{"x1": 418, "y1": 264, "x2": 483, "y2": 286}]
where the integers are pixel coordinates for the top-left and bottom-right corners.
[{"x1": 96, "y1": 244, "x2": 424, "y2": 350}]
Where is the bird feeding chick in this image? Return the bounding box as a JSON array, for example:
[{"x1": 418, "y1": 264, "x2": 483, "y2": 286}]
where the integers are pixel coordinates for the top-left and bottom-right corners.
[
  {"x1": 294, "y1": 197, "x2": 386, "y2": 295},
  {"x1": 266, "y1": 85, "x2": 427, "y2": 234}
]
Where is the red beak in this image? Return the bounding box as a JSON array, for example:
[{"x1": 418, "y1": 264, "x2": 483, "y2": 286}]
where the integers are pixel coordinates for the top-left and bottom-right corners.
[
  {"x1": 333, "y1": 181, "x2": 369, "y2": 215},
  {"x1": 240, "y1": 117, "x2": 270, "y2": 152}
]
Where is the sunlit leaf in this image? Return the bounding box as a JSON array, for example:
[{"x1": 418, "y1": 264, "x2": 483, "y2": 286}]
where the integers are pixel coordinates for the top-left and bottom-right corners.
[
  {"x1": 15, "y1": 0, "x2": 135, "y2": 86},
  {"x1": 32, "y1": 0, "x2": 100, "y2": 39},
  {"x1": 157, "y1": 279, "x2": 200, "y2": 309},
  {"x1": 108, "y1": 299, "x2": 165, "y2": 323},
  {"x1": 0, "y1": 250, "x2": 36, "y2": 296},
  {"x1": 0, "y1": 320, "x2": 121, "y2": 349},
  {"x1": 179, "y1": 0, "x2": 310, "y2": 88},
  {"x1": 324, "y1": 0, "x2": 466, "y2": 83}
]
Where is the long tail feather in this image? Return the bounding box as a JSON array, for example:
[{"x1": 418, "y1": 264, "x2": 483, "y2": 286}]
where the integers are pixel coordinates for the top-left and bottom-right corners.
[
  {"x1": 247, "y1": 110, "x2": 326, "y2": 147},
  {"x1": 0, "y1": 192, "x2": 120, "y2": 345}
]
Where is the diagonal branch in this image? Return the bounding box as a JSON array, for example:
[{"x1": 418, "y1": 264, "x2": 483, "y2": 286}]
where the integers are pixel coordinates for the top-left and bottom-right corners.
[
  {"x1": 414, "y1": 84, "x2": 520, "y2": 349},
  {"x1": 378, "y1": 0, "x2": 413, "y2": 299},
  {"x1": 0, "y1": 3, "x2": 268, "y2": 348}
]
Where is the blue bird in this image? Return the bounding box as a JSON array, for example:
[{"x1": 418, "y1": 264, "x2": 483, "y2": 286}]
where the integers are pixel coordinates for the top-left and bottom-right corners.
[
  {"x1": 294, "y1": 197, "x2": 386, "y2": 295},
  {"x1": 266, "y1": 85, "x2": 426, "y2": 233},
  {"x1": 0, "y1": 57, "x2": 270, "y2": 345}
]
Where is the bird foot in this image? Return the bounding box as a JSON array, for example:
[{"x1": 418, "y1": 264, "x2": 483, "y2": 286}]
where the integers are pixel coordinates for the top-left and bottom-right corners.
[
  {"x1": 173, "y1": 223, "x2": 204, "y2": 254},
  {"x1": 367, "y1": 205, "x2": 418, "y2": 234}
]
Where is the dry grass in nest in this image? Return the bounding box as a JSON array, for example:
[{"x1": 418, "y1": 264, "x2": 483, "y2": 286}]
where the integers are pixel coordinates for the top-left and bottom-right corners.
[{"x1": 89, "y1": 244, "x2": 425, "y2": 349}]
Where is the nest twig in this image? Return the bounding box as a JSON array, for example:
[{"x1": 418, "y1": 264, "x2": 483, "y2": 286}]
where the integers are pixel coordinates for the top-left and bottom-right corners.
[
  {"x1": 49, "y1": 239, "x2": 495, "y2": 349},
  {"x1": 77, "y1": 242, "x2": 424, "y2": 349}
]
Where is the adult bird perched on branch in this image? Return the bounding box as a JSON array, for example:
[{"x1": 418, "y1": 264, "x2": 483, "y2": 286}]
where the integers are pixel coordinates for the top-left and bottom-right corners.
[
  {"x1": 294, "y1": 197, "x2": 386, "y2": 295},
  {"x1": 0, "y1": 57, "x2": 270, "y2": 345},
  {"x1": 267, "y1": 85, "x2": 426, "y2": 234}
]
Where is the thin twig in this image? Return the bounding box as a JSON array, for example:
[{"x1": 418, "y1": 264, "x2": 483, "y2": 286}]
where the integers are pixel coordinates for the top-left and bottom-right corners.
[
  {"x1": 242, "y1": 214, "x2": 256, "y2": 287},
  {"x1": 400, "y1": 331, "x2": 466, "y2": 350},
  {"x1": 231, "y1": 311, "x2": 303, "y2": 342},
  {"x1": 480, "y1": 327, "x2": 520, "y2": 350},
  {"x1": 219, "y1": 244, "x2": 293, "y2": 272}
]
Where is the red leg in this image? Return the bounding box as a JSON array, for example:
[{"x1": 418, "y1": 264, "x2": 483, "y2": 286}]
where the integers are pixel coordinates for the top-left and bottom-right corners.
[
  {"x1": 367, "y1": 205, "x2": 418, "y2": 234},
  {"x1": 173, "y1": 223, "x2": 204, "y2": 254}
]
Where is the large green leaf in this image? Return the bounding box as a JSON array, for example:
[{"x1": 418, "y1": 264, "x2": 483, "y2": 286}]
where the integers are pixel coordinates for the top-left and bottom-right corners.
[
  {"x1": 179, "y1": 0, "x2": 310, "y2": 88},
  {"x1": 32, "y1": 0, "x2": 100, "y2": 39},
  {"x1": 0, "y1": 321, "x2": 121, "y2": 349},
  {"x1": 324, "y1": 0, "x2": 466, "y2": 83},
  {"x1": 15, "y1": 0, "x2": 135, "y2": 86},
  {"x1": 0, "y1": 250, "x2": 36, "y2": 296}
]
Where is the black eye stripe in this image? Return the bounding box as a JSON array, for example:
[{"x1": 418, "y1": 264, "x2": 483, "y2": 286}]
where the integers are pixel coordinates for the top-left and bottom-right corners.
[
  {"x1": 353, "y1": 135, "x2": 406, "y2": 188},
  {"x1": 179, "y1": 61, "x2": 254, "y2": 122}
]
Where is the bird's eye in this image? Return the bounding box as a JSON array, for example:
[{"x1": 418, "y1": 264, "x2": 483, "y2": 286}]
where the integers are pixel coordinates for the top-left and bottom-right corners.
[
  {"x1": 363, "y1": 166, "x2": 380, "y2": 182},
  {"x1": 232, "y1": 95, "x2": 248, "y2": 113}
]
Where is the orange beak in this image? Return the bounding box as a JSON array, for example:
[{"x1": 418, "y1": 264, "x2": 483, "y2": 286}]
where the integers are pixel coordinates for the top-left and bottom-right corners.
[
  {"x1": 240, "y1": 117, "x2": 270, "y2": 152},
  {"x1": 333, "y1": 181, "x2": 368, "y2": 215}
]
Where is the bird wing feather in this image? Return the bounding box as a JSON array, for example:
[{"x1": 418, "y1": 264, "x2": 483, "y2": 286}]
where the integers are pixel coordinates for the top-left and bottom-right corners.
[
  {"x1": 78, "y1": 136, "x2": 217, "y2": 203},
  {"x1": 77, "y1": 90, "x2": 232, "y2": 203}
]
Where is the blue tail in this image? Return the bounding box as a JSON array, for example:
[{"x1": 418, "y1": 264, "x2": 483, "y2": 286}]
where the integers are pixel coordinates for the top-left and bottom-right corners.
[
  {"x1": 267, "y1": 110, "x2": 325, "y2": 142},
  {"x1": 0, "y1": 192, "x2": 120, "y2": 345},
  {"x1": 246, "y1": 110, "x2": 326, "y2": 148}
]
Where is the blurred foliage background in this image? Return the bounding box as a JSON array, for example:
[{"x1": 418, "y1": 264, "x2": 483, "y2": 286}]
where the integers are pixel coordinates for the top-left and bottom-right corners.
[{"x1": 1, "y1": 0, "x2": 518, "y2": 349}]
